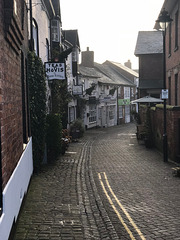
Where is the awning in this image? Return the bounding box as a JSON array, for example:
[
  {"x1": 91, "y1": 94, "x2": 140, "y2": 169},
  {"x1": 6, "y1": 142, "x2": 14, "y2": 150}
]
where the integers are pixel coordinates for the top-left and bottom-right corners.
[{"x1": 131, "y1": 96, "x2": 163, "y2": 103}]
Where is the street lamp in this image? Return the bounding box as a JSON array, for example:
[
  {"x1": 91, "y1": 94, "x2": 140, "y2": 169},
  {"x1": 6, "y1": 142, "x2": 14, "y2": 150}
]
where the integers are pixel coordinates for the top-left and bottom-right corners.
[{"x1": 156, "y1": 8, "x2": 173, "y2": 162}]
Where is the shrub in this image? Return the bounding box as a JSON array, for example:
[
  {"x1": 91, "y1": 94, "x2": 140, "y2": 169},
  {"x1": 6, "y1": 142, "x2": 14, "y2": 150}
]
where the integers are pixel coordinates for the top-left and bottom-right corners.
[
  {"x1": 46, "y1": 114, "x2": 62, "y2": 161},
  {"x1": 70, "y1": 119, "x2": 85, "y2": 138},
  {"x1": 27, "y1": 51, "x2": 47, "y2": 171}
]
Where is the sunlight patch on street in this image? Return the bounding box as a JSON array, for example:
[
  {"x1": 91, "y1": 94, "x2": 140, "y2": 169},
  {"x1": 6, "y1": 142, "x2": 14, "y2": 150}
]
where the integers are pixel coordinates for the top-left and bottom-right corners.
[{"x1": 98, "y1": 172, "x2": 146, "y2": 240}]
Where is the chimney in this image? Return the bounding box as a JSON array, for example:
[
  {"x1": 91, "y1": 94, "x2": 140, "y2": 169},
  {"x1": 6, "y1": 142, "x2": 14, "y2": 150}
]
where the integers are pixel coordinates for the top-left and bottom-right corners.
[
  {"x1": 81, "y1": 47, "x2": 94, "y2": 67},
  {"x1": 124, "y1": 59, "x2": 132, "y2": 69}
]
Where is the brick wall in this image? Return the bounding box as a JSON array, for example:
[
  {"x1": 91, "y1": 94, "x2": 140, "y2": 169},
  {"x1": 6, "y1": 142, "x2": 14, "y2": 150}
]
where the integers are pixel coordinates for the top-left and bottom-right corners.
[
  {"x1": 139, "y1": 105, "x2": 180, "y2": 162},
  {"x1": 139, "y1": 54, "x2": 163, "y2": 80},
  {"x1": 0, "y1": 0, "x2": 29, "y2": 189},
  {"x1": 166, "y1": 1, "x2": 180, "y2": 106}
]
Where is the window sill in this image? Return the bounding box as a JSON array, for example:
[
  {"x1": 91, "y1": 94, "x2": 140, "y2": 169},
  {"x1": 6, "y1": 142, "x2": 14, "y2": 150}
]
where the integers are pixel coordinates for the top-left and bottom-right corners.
[{"x1": 174, "y1": 46, "x2": 179, "y2": 52}]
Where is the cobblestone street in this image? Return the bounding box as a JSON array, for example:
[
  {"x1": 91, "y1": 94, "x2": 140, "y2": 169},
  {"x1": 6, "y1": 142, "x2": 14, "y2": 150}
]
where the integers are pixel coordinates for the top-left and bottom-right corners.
[{"x1": 13, "y1": 123, "x2": 180, "y2": 240}]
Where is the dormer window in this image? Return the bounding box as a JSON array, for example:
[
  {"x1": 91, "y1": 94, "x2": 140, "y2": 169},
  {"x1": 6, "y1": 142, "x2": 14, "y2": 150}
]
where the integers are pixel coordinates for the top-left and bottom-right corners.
[{"x1": 51, "y1": 20, "x2": 60, "y2": 42}]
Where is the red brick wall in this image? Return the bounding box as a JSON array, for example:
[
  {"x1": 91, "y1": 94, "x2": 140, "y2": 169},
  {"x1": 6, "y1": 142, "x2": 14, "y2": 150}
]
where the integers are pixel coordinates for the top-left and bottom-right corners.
[
  {"x1": 0, "y1": 0, "x2": 29, "y2": 189},
  {"x1": 139, "y1": 54, "x2": 163, "y2": 81},
  {"x1": 166, "y1": 1, "x2": 180, "y2": 106},
  {"x1": 139, "y1": 105, "x2": 180, "y2": 162}
]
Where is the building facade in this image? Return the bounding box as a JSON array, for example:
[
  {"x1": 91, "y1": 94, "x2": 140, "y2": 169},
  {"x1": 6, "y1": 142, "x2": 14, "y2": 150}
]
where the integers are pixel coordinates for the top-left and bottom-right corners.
[
  {"x1": 79, "y1": 48, "x2": 137, "y2": 129},
  {"x1": 135, "y1": 31, "x2": 163, "y2": 98},
  {"x1": 0, "y1": 0, "x2": 33, "y2": 239}
]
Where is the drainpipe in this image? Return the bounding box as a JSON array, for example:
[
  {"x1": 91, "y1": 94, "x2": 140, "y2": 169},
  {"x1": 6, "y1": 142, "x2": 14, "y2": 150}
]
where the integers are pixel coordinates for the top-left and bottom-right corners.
[
  {"x1": 117, "y1": 86, "x2": 119, "y2": 125},
  {"x1": 29, "y1": 0, "x2": 34, "y2": 51}
]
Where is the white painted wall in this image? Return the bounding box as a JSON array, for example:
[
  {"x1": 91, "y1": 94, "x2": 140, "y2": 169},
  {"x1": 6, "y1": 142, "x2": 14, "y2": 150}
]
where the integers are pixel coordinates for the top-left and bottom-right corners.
[
  {"x1": 0, "y1": 138, "x2": 33, "y2": 240},
  {"x1": 32, "y1": 0, "x2": 51, "y2": 63}
]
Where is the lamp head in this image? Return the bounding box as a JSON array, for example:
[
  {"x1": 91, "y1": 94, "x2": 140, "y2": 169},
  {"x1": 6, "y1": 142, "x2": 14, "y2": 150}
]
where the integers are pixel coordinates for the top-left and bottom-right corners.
[{"x1": 156, "y1": 8, "x2": 173, "y2": 30}]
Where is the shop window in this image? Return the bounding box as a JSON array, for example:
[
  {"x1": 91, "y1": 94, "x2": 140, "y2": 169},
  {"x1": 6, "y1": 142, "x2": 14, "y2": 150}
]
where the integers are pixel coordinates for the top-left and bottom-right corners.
[
  {"x1": 119, "y1": 106, "x2": 123, "y2": 118},
  {"x1": 69, "y1": 107, "x2": 75, "y2": 123},
  {"x1": 109, "y1": 106, "x2": 115, "y2": 120},
  {"x1": 124, "y1": 87, "x2": 130, "y2": 99},
  {"x1": 89, "y1": 105, "x2": 96, "y2": 122}
]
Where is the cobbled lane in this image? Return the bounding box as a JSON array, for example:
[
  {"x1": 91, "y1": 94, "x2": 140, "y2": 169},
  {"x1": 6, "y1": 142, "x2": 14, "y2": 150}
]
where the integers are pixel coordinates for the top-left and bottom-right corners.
[{"x1": 13, "y1": 123, "x2": 180, "y2": 240}]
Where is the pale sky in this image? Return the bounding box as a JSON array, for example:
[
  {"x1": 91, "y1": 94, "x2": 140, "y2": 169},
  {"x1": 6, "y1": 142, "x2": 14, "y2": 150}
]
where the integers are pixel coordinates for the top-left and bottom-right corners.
[{"x1": 60, "y1": 0, "x2": 165, "y2": 69}]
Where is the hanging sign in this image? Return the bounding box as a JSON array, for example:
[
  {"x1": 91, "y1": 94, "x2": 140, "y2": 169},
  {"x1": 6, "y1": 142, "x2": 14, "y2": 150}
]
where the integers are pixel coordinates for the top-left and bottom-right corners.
[
  {"x1": 73, "y1": 85, "x2": 83, "y2": 95},
  {"x1": 45, "y1": 62, "x2": 66, "y2": 80},
  {"x1": 162, "y1": 89, "x2": 168, "y2": 99}
]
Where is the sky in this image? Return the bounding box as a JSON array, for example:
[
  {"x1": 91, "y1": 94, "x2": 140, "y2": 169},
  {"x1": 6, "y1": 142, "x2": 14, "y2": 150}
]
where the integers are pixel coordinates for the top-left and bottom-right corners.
[{"x1": 60, "y1": 0, "x2": 165, "y2": 70}]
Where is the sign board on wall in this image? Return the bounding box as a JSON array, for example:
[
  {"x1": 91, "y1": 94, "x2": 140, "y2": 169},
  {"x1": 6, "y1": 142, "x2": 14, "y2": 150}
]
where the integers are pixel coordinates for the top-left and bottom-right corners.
[
  {"x1": 73, "y1": 85, "x2": 83, "y2": 95},
  {"x1": 45, "y1": 62, "x2": 66, "y2": 80},
  {"x1": 118, "y1": 99, "x2": 130, "y2": 105},
  {"x1": 162, "y1": 89, "x2": 168, "y2": 99}
]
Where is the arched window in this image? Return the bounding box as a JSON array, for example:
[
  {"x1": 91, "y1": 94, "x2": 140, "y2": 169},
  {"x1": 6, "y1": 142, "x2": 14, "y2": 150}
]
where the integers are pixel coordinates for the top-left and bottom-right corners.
[
  {"x1": 46, "y1": 38, "x2": 50, "y2": 61},
  {"x1": 32, "y1": 19, "x2": 39, "y2": 56}
]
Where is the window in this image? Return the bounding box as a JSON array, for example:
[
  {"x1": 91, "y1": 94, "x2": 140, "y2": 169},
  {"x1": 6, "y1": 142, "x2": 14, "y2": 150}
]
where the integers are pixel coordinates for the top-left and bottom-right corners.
[
  {"x1": 175, "y1": 74, "x2": 178, "y2": 105},
  {"x1": 118, "y1": 86, "x2": 121, "y2": 96},
  {"x1": 46, "y1": 38, "x2": 50, "y2": 61},
  {"x1": 89, "y1": 105, "x2": 96, "y2": 122},
  {"x1": 168, "y1": 77, "x2": 171, "y2": 105},
  {"x1": 101, "y1": 85, "x2": 105, "y2": 93},
  {"x1": 124, "y1": 87, "x2": 130, "y2": 99},
  {"x1": 32, "y1": 19, "x2": 39, "y2": 56},
  {"x1": 25, "y1": 59, "x2": 31, "y2": 137},
  {"x1": 175, "y1": 10, "x2": 179, "y2": 50},
  {"x1": 69, "y1": 107, "x2": 75, "y2": 123},
  {"x1": 119, "y1": 106, "x2": 123, "y2": 118},
  {"x1": 109, "y1": 106, "x2": 115, "y2": 120},
  {"x1": 51, "y1": 20, "x2": 60, "y2": 42},
  {"x1": 168, "y1": 22, "x2": 172, "y2": 55}
]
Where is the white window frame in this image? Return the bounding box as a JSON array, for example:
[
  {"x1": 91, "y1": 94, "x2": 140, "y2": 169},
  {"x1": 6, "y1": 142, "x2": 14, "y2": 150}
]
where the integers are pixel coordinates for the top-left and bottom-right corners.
[
  {"x1": 89, "y1": 105, "x2": 97, "y2": 123},
  {"x1": 51, "y1": 20, "x2": 60, "y2": 42}
]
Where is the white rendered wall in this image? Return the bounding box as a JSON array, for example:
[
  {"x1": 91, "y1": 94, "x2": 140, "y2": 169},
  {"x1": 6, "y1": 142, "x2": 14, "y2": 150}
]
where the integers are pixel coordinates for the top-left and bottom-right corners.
[{"x1": 0, "y1": 138, "x2": 33, "y2": 240}]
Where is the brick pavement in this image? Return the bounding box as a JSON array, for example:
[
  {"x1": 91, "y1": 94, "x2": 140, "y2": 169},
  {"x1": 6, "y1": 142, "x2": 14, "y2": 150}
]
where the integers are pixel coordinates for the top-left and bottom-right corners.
[{"x1": 13, "y1": 123, "x2": 180, "y2": 240}]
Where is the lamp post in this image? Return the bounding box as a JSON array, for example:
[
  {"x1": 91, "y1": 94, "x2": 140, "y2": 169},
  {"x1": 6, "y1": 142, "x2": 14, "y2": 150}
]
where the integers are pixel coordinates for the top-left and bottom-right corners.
[{"x1": 156, "y1": 9, "x2": 173, "y2": 162}]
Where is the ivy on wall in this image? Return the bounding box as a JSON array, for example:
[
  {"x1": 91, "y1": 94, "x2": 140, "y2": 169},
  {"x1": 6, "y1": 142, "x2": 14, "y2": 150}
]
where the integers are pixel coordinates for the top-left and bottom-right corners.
[
  {"x1": 27, "y1": 51, "x2": 47, "y2": 171},
  {"x1": 46, "y1": 114, "x2": 62, "y2": 161},
  {"x1": 51, "y1": 79, "x2": 72, "y2": 129}
]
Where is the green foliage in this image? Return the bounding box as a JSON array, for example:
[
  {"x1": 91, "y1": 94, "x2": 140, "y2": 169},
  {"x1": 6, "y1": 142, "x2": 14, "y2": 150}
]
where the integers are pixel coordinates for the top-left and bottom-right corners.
[
  {"x1": 51, "y1": 79, "x2": 72, "y2": 128},
  {"x1": 70, "y1": 118, "x2": 85, "y2": 138},
  {"x1": 27, "y1": 51, "x2": 47, "y2": 171},
  {"x1": 85, "y1": 85, "x2": 95, "y2": 95},
  {"x1": 109, "y1": 87, "x2": 116, "y2": 95},
  {"x1": 46, "y1": 114, "x2": 62, "y2": 161}
]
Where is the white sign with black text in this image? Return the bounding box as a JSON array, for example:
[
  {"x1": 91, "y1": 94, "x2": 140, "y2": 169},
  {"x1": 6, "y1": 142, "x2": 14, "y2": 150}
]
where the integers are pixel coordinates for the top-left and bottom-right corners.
[
  {"x1": 73, "y1": 85, "x2": 83, "y2": 95},
  {"x1": 162, "y1": 89, "x2": 168, "y2": 99},
  {"x1": 45, "y1": 62, "x2": 65, "y2": 80}
]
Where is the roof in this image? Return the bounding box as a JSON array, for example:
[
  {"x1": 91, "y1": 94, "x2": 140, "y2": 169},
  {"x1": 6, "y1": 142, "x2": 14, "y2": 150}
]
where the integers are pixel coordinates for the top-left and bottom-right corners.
[
  {"x1": 134, "y1": 31, "x2": 163, "y2": 55},
  {"x1": 131, "y1": 96, "x2": 163, "y2": 103},
  {"x1": 79, "y1": 65, "x2": 101, "y2": 78},
  {"x1": 94, "y1": 62, "x2": 135, "y2": 87},
  {"x1": 51, "y1": 0, "x2": 61, "y2": 20},
  {"x1": 62, "y1": 30, "x2": 80, "y2": 49},
  {"x1": 79, "y1": 65, "x2": 116, "y2": 85},
  {"x1": 79, "y1": 63, "x2": 135, "y2": 87},
  {"x1": 104, "y1": 61, "x2": 139, "y2": 78}
]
